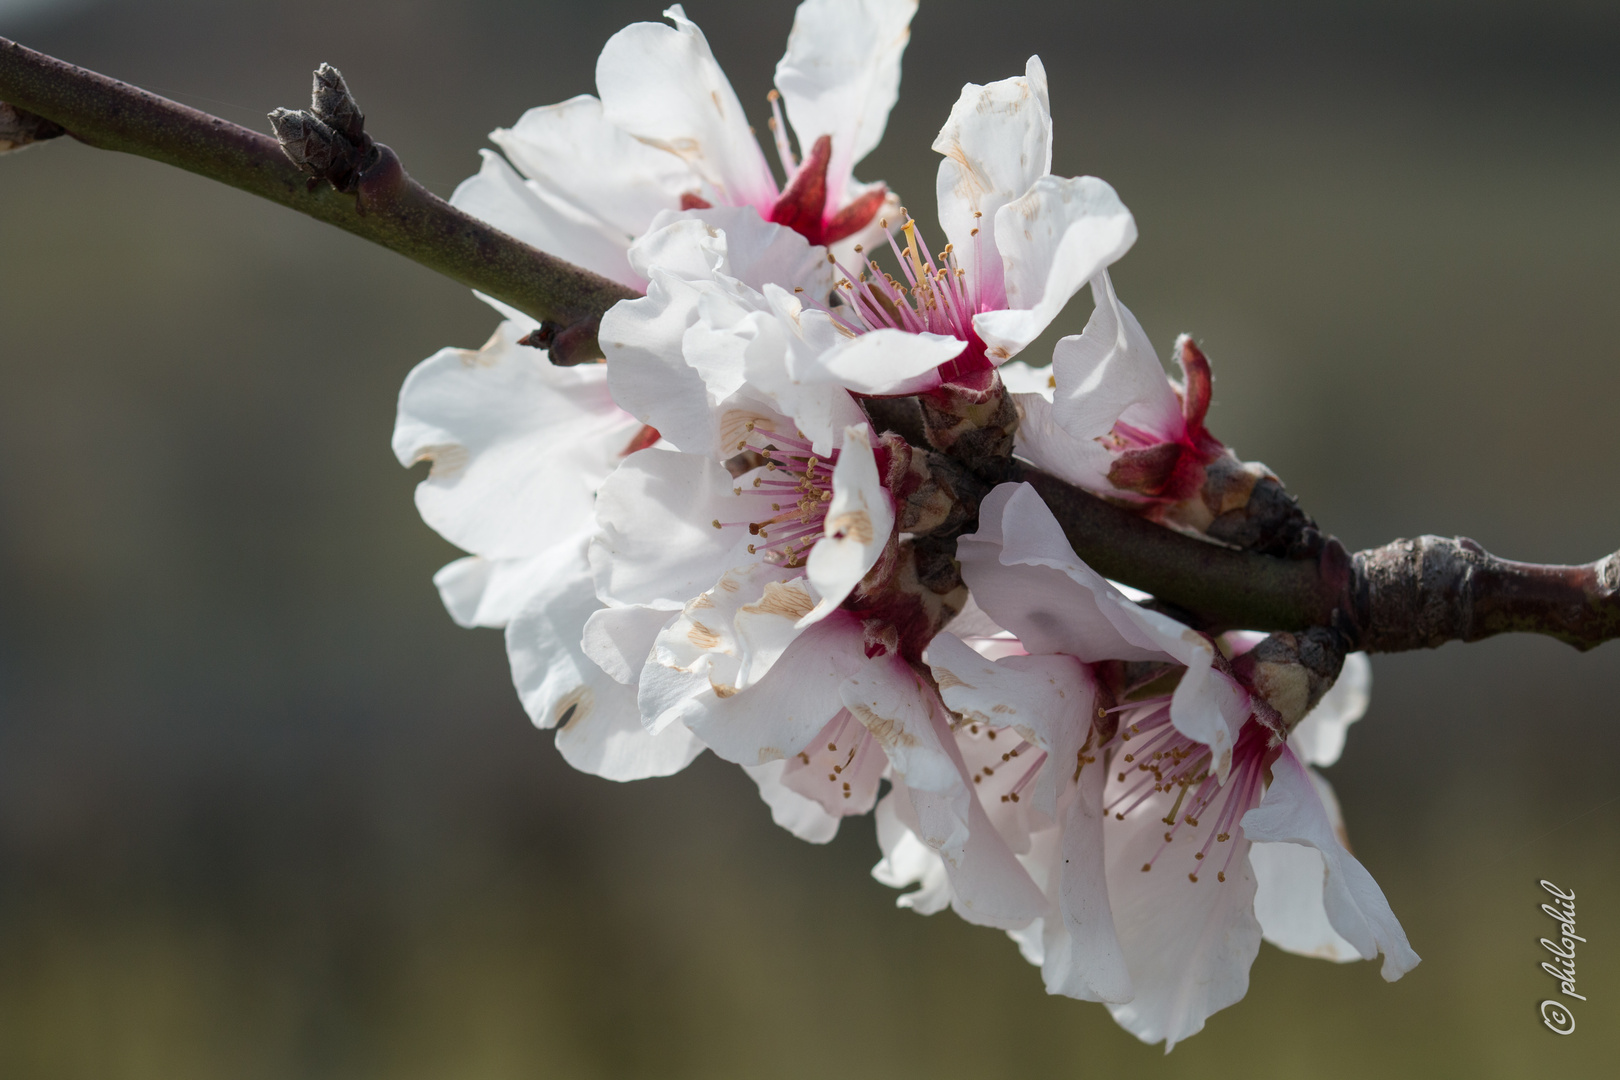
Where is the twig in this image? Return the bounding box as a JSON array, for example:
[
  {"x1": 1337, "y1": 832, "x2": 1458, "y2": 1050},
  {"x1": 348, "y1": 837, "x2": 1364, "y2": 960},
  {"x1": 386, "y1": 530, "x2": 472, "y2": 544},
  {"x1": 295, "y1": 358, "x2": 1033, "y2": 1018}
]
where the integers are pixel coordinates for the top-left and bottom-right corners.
[{"x1": 0, "y1": 36, "x2": 634, "y2": 362}]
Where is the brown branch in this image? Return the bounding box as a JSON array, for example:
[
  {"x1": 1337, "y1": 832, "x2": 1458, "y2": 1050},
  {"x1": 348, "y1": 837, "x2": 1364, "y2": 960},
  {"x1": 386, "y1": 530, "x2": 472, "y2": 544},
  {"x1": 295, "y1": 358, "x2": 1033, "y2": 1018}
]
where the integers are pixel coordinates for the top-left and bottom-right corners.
[{"x1": 0, "y1": 36, "x2": 634, "y2": 362}]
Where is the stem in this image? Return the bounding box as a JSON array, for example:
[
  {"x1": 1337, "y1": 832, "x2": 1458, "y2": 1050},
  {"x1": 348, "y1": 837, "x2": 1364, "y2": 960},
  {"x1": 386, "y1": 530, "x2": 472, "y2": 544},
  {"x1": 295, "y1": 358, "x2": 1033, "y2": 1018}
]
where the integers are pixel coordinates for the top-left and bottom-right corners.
[{"x1": 0, "y1": 36, "x2": 636, "y2": 360}]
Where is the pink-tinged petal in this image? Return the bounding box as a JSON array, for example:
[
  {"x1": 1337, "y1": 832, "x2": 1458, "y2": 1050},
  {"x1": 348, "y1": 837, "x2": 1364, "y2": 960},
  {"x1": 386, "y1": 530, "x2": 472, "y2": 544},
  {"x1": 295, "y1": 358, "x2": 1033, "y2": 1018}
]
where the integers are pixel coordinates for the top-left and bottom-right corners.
[
  {"x1": 901, "y1": 704, "x2": 1048, "y2": 929},
  {"x1": 596, "y1": 6, "x2": 778, "y2": 212},
  {"x1": 810, "y1": 328, "x2": 965, "y2": 395},
  {"x1": 873, "y1": 788, "x2": 954, "y2": 914},
  {"x1": 433, "y1": 552, "x2": 579, "y2": 631},
  {"x1": 774, "y1": 0, "x2": 917, "y2": 208},
  {"x1": 642, "y1": 610, "x2": 868, "y2": 764},
  {"x1": 1289, "y1": 652, "x2": 1371, "y2": 768},
  {"x1": 1051, "y1": 273, "x2": 1183, "y2": 444},
  {"x1": 974, "y1": 176, "x2": 1137, "y2": 363},
  {"x1": 582, "y1": 603, "x2": 678, "y2": 685},
  {"x1": 491, "y1": 94, "x2": 689, "y2": 240},
  {"x1": 450, "y1": 150, "x2": 643, "y2": 289},
  {"x1": 839, "y1": 654, "x2": 957, "y2": 794},
  {"x1": 772, "y1": 707, "x2": 887, "y2": 822},
  {"x1": 599, "y1": 273, "x2": 721, "y2": 456},
  {"x1": 1043, "y1": 759, "x2": 1133, "y2": 1002},
  {"x1": 506, "y1": 560, "x2": 704, "y2": 781},
  {"x1": 932, "y1": 56, "x2": 1052, "y2": 305},
  {"x1": 804, "y1": 425, "x2": 895, "y2": 622},
  {"x1": 1103, "y1": 785, "x2": 1262, "y2": 1050},
  {"x1": 960, "y1": 483, "x2": 1249, "y2": 775},
  {"x1": 743, "y1": 759, "x2": 841, "y2": 843},
  {"x1": 1012, "y1": 388, "x2": 1116, "y2": 494},
  {"x1": 924, "y1": 632, "x2": 1095, "y2": 823},
  {"x1": 1249, "y1": 839, "x2": 1360, "y2": 963},
  {"x1": 394, "y1": 321, "x2": 641, "y2": 560},
  {"x1": 1242, "y1": 748, "x2": 1420, "y2": 981},
  {"x1": 589, "y1": 448, "x2": 751, "y2": 607}
]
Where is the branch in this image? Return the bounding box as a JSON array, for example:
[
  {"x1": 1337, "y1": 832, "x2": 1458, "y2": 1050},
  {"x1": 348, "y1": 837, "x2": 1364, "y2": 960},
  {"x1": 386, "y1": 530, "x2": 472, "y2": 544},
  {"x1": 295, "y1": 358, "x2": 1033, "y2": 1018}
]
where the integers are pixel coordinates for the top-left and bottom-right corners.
[
  {"x1": 1018, "y1": 464, "x2": 1620, "y2": 653},
  {"x1": 0, "y1": 36, "x2": 634, "y2": 362}
]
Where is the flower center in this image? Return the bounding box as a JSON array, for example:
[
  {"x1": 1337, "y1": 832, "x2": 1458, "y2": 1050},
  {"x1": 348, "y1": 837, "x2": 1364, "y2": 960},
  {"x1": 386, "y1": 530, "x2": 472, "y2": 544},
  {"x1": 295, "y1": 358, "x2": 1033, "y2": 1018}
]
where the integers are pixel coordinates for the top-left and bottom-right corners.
[
  {"x1": 811, "y1": 213, "x2": 996, "y2": 384},
  {"x1": 1102, "y1": 697, "x2": 1276, "y2": 884},
  {"x1": 710, "y1": 422, "x2": 837, "y2": 570}
]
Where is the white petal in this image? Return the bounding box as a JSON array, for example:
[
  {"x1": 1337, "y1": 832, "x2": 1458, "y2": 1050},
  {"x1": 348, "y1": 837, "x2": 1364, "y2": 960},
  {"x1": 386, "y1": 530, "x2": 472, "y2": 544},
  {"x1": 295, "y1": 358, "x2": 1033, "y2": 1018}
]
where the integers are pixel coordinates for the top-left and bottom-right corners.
[
  {"x1": 394, "y1": 321, "x2": 641, "y2": 560},
  {"x1": 959, "y1": 483, "x2": 1249, "y2": 776},
  {"x1": 809, "y1": 328, "x2": 964, "y2": 395},
  {"x1": 932, "y1": 56, "x2": 1052, "y2": 306},
  {"x1": 873, "y1": 788, "x2": 954, "y2": 914},
  {"x1": 839, "y1": 654, "x2": 958, "y2": 794},
  {"x1": 743, "y1": 759, "x2": 842, "y2": 843},
  {"x1": 803, "y1": 425, "x2": 894, "y2": 622},
  {"x1": 450, "y1": 150, "x2": 642, "y2": 289},
  {"x1": 1012, "y1": 389, "x2": 1116, "y2": 494},
  {"x1": 433, "y1": 552, "x2": 576, "y2": 630},
  {"x1": 597, "y1": 6, "x2": 778, "y2": 213},
  {"x1": 773, "y1": 708, "x2": 887, "y2": 821},
  {"x1": 1043, "y1": 758, "x2": 1133, "y2": 1002},
  {"x1": 974, "y1": 176, "x2": 1137, "y2": 363},
  {"x1": 1289, "y1": 652, "x2": 1371, "y2": 768},
  {"x1": 923, "y1": 632, "x2": 1095, "y2": 822},
  {"x1": 642, "y1": 609, "x2": 868, "y2": 764},
  {"x1": 774, "y1": 0, "x2": 917, "y2": 206},
  {"x1": 632, "y1": 207, "x2": 834, "y2": 297},
  {"x1": 1103, "y1": 786, "x2": 1261, "y2": 1049},
  {"x1": 997, "y1": 360, "x2": 1055, "y2": 399},
  {"x1": 1249, "y1": 840, "x2": 1361, "y2": 963},
  {"x1": 1241, "y1": 748, "x2": 1420, "y2": 981},
  {"x1": 1050, "y1": 272, "x2": 1182, "y2": 445},
  {"x1": 492, "y1": 94, "x2": 688, "y2": 239},
  {"x1": 600, "y1": 271, "x2": 724, "y2": 456},
  {"x1": 589, "y1": 448, "x2": 750, "y2": 607},
  {"x1": 506, "y1": 556, "x2": 705, "y2": 781},
  {"x1": 581, "y1": 603, "x2": 677, "y2": 685}
]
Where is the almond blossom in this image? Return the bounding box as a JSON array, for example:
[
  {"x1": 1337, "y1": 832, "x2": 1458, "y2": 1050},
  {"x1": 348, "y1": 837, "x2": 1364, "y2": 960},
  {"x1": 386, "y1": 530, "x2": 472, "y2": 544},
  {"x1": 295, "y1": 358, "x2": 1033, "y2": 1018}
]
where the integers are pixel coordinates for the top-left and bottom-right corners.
[
  {"x1": 392, "y1": 318, "x2": 702, "y2": 780},
  {"x1": 876, "y1": 482, "x2": 1417, "y2": 1048},
  {"x1": 450, "y1": 0, "x2": 915, "y2": 291}
]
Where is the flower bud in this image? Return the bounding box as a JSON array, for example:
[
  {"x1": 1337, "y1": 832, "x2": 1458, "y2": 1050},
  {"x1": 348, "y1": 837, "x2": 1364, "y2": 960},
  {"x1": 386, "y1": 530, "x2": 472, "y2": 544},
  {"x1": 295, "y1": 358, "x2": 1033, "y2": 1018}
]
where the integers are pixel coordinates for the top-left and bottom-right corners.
[
  {"x1": 268, "y1": 107, "x2": 347, "y2": 177},
  {"x1": 310, "y1": 63, "x2": 365, "y2": 144}
]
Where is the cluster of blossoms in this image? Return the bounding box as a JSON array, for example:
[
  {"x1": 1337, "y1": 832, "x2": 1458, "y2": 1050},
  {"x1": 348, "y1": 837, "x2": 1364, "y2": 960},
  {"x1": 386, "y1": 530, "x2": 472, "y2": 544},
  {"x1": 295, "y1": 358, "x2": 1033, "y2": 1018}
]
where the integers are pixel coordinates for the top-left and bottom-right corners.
[{"x1": 393, "y1": 0, "x2": 1416, "y2": 1049}]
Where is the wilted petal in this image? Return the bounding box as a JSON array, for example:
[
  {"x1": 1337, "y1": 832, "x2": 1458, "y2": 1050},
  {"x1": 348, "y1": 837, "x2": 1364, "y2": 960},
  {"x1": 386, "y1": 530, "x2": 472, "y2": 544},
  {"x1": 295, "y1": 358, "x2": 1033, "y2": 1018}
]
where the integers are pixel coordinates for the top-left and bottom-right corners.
[
  {"x1": 974, "y1": 176, "x2": 1137, "y2": 363},
  {"x1": 394, "y1": 321, "x2": 641, "y2": 560},
  {"x1": 774, "y1": 0, "x2": 915, "y2": 208},
  {"x1": 1241, "y1": 747, "x2": 1419, "y2": 981},
  {"x1": 597, "y1": 5, "x2": 778, "y2": 212},
  {"x1": 932, "y1": 56, "x2": 1051, "y2": 305}
]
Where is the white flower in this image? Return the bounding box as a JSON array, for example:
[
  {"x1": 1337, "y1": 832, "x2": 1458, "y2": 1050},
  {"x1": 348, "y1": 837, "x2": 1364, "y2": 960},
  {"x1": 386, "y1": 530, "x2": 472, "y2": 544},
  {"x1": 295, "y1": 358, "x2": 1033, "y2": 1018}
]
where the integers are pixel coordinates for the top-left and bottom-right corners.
[
  {"x1": 393, "y1": 319, "x2": 702, "y2": 780},
  {"x1": 876, "y1": 483, "x2": 1416, "y2": 1048},
  {"x1": 450, "y1": 1, "x2": 916, "y2": 290}
]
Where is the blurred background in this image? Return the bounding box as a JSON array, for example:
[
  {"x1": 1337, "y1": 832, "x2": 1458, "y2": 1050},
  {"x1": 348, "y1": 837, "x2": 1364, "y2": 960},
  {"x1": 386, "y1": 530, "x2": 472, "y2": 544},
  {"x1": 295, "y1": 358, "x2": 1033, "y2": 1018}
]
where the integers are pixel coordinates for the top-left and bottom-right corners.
[{"x1": 2, "y1": 0, "x2": 1617, "y2": 1076}]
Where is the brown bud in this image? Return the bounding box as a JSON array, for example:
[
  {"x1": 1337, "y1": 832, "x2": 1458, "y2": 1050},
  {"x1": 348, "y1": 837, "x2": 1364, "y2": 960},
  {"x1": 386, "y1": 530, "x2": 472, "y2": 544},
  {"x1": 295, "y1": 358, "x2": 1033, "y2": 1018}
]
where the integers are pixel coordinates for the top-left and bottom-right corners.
[
  {"x1": 310, "y1": 63, "x2": 365, "y2": 144},
  {"x1": 0, "y1": 102, "x2": 66, "y2": 154},
  {"x1": 268, "y1": 107, "x2": 346, "y2": 175}
]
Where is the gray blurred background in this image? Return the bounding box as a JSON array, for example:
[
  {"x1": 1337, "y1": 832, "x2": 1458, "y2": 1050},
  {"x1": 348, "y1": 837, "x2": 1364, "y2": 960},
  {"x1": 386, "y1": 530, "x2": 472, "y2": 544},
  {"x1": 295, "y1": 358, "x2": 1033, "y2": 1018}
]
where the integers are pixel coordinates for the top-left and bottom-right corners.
[{"x1": 2, "y1": 0, "x2": 1617, "y2": 1076}]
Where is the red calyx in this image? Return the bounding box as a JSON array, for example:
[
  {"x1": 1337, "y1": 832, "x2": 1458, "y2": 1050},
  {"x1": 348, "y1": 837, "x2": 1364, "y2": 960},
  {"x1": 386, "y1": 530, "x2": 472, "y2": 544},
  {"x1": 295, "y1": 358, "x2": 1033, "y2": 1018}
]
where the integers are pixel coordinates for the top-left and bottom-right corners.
[{"x1": 768, "y1": 134, "x2": 886, "y2": 247}]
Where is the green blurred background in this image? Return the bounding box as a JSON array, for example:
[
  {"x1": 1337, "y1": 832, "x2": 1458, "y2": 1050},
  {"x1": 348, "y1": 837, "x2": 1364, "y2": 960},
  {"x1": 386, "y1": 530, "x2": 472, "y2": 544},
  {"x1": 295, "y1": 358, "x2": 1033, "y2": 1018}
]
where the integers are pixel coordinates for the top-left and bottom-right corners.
[{"x1": 2, "y1": 0, "x2": 1617, "y2": 1076}]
